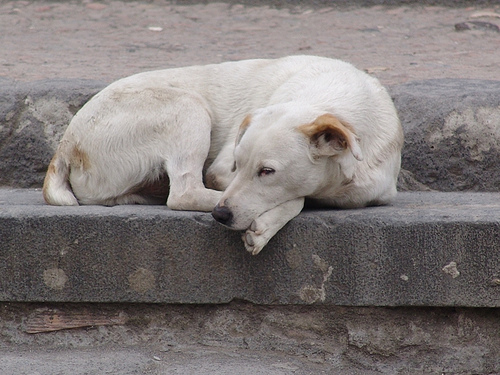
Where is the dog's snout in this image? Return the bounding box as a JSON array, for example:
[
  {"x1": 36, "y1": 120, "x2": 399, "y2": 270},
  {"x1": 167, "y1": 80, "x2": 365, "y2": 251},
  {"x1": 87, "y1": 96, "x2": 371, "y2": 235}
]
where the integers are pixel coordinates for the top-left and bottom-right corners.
[{"x1": 212, "y1": 204, "x2": 233, "y2": 226}]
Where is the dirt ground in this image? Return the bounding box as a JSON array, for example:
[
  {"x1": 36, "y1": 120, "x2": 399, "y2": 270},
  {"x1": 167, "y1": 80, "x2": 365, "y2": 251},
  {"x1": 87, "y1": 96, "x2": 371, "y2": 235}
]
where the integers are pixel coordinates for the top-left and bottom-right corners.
[{"x1": 0, "y1": 1, "x2": 499, "y2": 86}]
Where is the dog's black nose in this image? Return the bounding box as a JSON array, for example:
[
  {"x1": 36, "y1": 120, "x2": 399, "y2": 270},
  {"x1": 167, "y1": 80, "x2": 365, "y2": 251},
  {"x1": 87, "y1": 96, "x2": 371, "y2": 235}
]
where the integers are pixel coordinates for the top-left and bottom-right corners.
[{"x1": 212, "y1": 204, "x2": 233, "y2": 226}]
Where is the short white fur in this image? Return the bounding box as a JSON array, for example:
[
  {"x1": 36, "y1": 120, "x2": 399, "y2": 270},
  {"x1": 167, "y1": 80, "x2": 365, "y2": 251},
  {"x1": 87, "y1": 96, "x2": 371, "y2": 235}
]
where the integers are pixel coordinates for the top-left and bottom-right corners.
[{"x1": 43, "y1": 56, "x2": 403, "y2": 255}]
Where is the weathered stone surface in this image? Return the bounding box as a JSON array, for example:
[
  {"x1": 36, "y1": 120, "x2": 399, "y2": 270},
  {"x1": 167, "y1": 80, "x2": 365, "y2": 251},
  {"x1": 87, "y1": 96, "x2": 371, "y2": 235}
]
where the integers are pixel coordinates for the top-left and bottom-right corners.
[
  {"x1": 0, "y1": 78, "x2": 104, "y2": 187},
  {"x1": 391, "y1": 79, "x2": 500, "y2": 192},
  {"x1": 2, "y1": 302, "x2": 500, "y2": 374},
  {"x1": 2, "y1": 189, "x2": 500, "y2": 307},
  {"x1": 1, "y1": 78, "x2": 500, "y2": 191},
  {"x1": 0, "y1": 79, "x2": 500, "y2": 191}
]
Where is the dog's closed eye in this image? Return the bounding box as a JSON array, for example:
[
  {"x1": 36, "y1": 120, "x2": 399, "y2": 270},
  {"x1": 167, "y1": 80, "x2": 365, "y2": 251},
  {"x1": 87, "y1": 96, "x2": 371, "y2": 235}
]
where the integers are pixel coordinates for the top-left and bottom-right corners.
[{"x1": 258, "y1": 167, "x2": 275, "y2": 177}]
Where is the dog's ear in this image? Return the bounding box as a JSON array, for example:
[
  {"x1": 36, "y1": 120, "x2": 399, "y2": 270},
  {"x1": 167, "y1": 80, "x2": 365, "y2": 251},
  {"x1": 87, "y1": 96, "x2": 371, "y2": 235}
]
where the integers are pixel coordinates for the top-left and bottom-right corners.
[
  {"x1": 299, "y1": 114, "x2": 363, "y2": 161},
  {"x1": 235, "y1": 115, "x2": 252, "y2": 146}
]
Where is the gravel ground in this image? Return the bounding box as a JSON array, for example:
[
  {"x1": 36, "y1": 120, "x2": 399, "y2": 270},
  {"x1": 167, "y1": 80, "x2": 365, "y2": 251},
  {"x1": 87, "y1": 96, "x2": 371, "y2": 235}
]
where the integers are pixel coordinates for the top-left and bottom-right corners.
[{"x1": 0, "y1": 1, "x2": 499, "y2": 85}]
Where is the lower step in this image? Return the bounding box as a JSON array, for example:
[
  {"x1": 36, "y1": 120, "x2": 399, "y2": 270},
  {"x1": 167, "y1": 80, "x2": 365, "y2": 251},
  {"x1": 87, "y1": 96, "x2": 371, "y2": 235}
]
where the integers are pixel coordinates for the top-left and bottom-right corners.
[{"x1": 1, "y1": 302, "x2": 499, "y2": 374}]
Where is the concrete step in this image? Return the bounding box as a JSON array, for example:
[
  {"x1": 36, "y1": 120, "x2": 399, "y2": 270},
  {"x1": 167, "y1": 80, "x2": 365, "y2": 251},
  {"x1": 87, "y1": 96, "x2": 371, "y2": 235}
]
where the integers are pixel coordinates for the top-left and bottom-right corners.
[
  {"x1": 2, "y1": 188, "x2": 500, "y2": 307},
  {"x1": 0, "y1": 345, "x2": 336, "y2": 375},
  {"x1": 4, "y1": 302, "x2": 498, "y2": 375},
  {"x1": 2, "y1": 78, "x2": 500, "y2": 191}
]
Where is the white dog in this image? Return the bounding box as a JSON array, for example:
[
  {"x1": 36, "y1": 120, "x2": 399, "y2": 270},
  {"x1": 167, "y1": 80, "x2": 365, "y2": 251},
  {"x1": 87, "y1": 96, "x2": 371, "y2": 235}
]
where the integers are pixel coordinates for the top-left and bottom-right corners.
[{"x1": 43, "y1": 56, "x2": 403, "y2": 255}]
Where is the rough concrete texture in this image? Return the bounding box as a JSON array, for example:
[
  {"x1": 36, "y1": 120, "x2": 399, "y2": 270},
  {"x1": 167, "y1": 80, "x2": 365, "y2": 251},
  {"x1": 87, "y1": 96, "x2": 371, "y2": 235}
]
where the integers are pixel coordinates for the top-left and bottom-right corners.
[
  {"x1": 2, "y1": 188, "x2": 500, "y2": 307},
  {"x1": 391, "y1": 79, "x2": 500, "y2": 192},
  {"x1": 1, "y1": 302, "x2": 500, "y2": 374},
  {"x1": 0, "y1": 78, "x2": 105, "y2": 187},
  {"x1": 2, "y1": 77, "x2": 500, "y2": 191}
]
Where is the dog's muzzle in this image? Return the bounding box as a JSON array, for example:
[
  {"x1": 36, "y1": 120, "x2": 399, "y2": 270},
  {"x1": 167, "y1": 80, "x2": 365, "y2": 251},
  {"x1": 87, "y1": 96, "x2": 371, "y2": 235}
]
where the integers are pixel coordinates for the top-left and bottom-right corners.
[{"x1": 212, "y1": 204, "x2": 233, "y2": 226}]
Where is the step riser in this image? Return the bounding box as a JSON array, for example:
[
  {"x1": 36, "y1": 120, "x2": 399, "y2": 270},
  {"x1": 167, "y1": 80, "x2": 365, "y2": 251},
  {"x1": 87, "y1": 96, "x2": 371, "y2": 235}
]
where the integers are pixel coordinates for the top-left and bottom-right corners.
[
  {"x1": 2, "y1": 190, "x2": 500, "y2": 306},
  {"x1": 1, "y1": 79, "x2": 500, "y2": 191}
]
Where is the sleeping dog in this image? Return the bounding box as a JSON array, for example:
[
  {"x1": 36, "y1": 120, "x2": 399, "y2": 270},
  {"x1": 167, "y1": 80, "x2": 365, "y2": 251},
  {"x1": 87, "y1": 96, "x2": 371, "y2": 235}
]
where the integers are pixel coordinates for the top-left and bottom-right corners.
[{"x1": 43, "y1": 55, "x2": 403, "y2": 255}]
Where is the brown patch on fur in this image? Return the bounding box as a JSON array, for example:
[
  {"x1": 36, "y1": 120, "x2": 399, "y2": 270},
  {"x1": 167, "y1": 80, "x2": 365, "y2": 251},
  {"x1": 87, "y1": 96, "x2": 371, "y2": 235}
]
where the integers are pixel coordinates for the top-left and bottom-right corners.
[
  {"x1": 239, "y1": 114, "x2": 252, "y2": 133},
  {"x1": 235, "y1": 114, "x2": 252, "y2": 145},
  {"x1": 298, "y1": 114, "x2": 355, "y2": 151},
  {"x1": 42, "y1": 155, "x2": 58, "y2": 202},
  {"x1": 45, "y1": 156, "x2": 57, "y2": 176},
  {"x1": 70, "y1": 145, "x2": 91, "y2": 171}
]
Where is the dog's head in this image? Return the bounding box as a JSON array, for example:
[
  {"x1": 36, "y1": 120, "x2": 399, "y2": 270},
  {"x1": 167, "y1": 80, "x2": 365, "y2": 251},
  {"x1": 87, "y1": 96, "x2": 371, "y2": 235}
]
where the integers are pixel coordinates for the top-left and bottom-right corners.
[{"x1": 212, "y1": 104, "x2": 363, "y2": 230}]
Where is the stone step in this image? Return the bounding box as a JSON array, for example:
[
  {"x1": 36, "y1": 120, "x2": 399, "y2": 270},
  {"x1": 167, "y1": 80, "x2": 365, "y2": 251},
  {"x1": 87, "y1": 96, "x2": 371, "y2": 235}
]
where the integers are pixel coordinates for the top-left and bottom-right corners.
[
  {"x1": 1, "y1": 78, "x2": 500, "y2": 191},
  {"x1": 2, "y1": 188, "x2": 500, "y2": 307}
]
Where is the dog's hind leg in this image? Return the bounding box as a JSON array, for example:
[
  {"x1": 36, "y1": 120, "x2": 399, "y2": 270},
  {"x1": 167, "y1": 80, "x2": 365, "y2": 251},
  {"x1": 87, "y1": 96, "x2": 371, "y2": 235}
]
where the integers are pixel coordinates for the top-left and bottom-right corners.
[
  {"x1": 163, "y1": 98, "x2": 223, "y2": 212},
  {"x1": 167, "y1": 173, "x2": 222, "y2": 212},
  {"x1": 166, "y1": 156, "x2": 223, "y2": 212}
]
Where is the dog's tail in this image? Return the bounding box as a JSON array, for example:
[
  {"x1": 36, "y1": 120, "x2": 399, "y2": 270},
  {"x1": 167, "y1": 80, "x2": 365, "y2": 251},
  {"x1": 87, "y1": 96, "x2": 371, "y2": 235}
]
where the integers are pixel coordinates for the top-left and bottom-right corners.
[{"x1": 42, "y1": 147, "x2": 79, "y2": 206}]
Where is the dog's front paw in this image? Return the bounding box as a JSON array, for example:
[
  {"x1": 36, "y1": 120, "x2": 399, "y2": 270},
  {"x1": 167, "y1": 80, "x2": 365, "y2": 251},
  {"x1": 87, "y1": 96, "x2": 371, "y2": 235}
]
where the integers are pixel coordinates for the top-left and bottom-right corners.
[{"x1": 242, "y1": 220, "x2": 269, "y2": 256}]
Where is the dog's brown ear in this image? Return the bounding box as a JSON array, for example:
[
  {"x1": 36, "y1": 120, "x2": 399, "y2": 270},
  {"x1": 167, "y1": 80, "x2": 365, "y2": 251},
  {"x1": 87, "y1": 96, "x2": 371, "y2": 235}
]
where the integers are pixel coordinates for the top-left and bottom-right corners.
[
  {"x1": 235, "y1": 114, "x2": 252, "y2": 146},
  {"x1": 299, "y1": 114, "x2": 363, "y2": 161}
]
